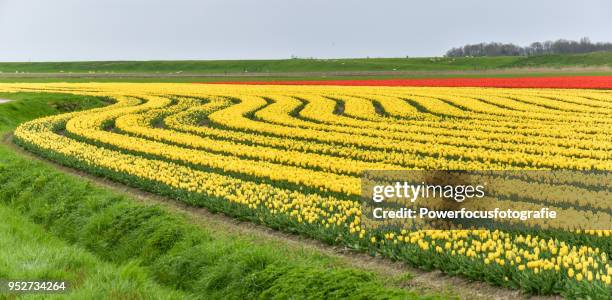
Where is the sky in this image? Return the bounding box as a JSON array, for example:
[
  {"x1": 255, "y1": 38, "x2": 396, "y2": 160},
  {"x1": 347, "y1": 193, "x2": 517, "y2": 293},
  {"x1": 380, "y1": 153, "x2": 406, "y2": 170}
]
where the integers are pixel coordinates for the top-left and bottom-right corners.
[{"x1": 1, "y1": 0, "x2": 611, "y2": 61}]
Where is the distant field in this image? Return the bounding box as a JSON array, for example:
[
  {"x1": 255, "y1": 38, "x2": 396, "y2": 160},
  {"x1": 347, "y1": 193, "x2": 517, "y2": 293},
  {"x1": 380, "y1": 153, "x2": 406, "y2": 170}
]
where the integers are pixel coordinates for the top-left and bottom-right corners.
[
  {"x1": 1, "y1": 51, "x2": 611, "y2": 75},
  {"x1": 210, "y1": 75, "x2": 612, "y2": 89}
]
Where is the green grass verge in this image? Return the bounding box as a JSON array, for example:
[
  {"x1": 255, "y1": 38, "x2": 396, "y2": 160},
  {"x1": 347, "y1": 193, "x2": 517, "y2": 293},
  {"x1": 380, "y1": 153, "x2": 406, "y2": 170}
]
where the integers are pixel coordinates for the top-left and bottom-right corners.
[
  {"x1": 0, "y1": 205, "x2": 186, "y2": 299},
  {"x1": 0, "y1": 93, "x2": 441, "y2": 299},
  {"x1": 1, "y1": 52, "x2": 611, "y2": 74}
]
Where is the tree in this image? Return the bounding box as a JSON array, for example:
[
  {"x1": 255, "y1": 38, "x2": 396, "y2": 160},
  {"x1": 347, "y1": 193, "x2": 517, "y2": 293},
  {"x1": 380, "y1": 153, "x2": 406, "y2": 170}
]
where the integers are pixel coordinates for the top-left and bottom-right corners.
[{"x1": 445, "y1": 37, "x2": 612, "y2": 57}]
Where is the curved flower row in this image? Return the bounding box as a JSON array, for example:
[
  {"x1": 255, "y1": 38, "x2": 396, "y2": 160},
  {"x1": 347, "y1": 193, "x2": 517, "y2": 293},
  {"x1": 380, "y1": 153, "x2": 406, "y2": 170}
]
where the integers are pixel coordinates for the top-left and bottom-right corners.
[{"x1": 1, "y1": 82, "x2": 611, "y2": 297}]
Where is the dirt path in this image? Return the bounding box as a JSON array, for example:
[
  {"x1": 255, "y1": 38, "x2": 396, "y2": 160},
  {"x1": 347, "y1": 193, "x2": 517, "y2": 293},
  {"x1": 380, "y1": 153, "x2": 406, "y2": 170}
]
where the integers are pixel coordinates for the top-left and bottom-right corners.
[
  {"x1": 0, "y1": 99, "x2": 12, "y2": 104},
  {"x1": 2, "y1": 133, "x2": 559, "y2": 300}
]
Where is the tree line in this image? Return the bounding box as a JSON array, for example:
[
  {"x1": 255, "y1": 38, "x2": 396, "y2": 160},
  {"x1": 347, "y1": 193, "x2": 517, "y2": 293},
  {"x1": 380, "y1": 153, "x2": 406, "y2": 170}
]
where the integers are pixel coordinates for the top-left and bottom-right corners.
[{"x1": 445, "y1": 38, "x2": 612, "y2": 57}]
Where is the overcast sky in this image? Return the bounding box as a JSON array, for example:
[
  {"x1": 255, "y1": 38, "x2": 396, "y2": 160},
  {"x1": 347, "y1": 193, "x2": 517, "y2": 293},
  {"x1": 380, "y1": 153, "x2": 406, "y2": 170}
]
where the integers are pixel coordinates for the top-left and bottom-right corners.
[{"x1": 1, "y1": 0, "x2": 611, "y2": 62}]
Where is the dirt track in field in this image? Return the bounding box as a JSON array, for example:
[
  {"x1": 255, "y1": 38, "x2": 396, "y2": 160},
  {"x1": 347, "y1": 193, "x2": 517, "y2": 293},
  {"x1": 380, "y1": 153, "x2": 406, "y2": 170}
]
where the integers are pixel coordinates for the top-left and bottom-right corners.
[{"x1": 2, "y1": 133, "x2": 560, "y2": 300}]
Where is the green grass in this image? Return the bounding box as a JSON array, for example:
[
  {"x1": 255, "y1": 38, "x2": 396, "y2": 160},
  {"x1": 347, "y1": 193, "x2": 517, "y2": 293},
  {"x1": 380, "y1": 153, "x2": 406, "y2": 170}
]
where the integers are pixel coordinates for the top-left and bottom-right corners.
[
  {"x1": 0, "y1": 92, "x2": 112, "y2": 129},
  {"x1": 1, "y1": 52, "x2": 611, "y2": 75},
  {"x1": 0, "y1": 205, "x2": 186, "y2": 299},
  {"x1": 505, "y1": 51, "x2": 612, "y2": 68},
  {"x1": 0, "y1": 57, "x2": 521, "y2": 73},
  {"x1": 0, "y1": 93, "x2": 443, "y2": 299}
]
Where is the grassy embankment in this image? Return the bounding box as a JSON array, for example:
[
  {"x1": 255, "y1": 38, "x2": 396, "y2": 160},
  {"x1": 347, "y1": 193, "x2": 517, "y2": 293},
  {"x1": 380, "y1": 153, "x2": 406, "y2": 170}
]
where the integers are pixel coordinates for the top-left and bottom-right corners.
[
  {"x1": 0, "y1": 52, "x2": 611, "y2": 83},
  {"x1": 0, "y1": 93, "x2": 443, "y2": 299},
  {"x1": 0, "y1": 56, "x2": 525, "y2": 73}
]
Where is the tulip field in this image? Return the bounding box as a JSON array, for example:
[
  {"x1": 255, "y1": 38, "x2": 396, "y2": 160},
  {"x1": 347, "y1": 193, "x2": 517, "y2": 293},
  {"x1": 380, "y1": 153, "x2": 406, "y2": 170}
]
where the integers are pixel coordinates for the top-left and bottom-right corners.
[
  {"x1": 213, "y1": 75, "x2": 612, "y2": 89},
  {"x1": 1, "y1": 82, "x2": 611, "y2": 298}
]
